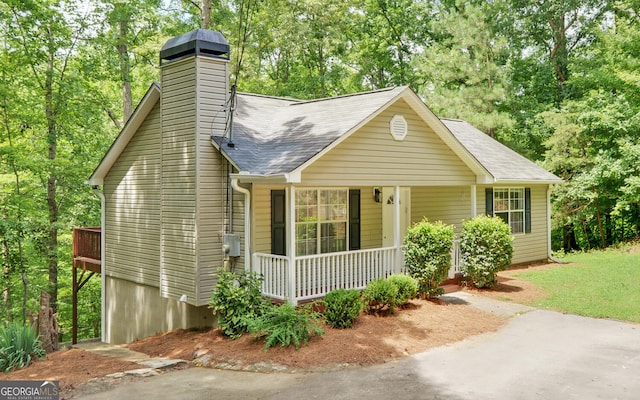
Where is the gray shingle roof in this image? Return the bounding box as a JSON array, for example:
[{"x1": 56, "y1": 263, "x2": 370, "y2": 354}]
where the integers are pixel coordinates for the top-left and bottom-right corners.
[
  {"x1": 214, "y1": 87, "x2": 405, "y2": 174},
  {"x1": 213, "y1": 87, "x2": 561, "y2": 184},
  {"x1": 441, "y1": 118, "x2": 561, "y2": 183}
]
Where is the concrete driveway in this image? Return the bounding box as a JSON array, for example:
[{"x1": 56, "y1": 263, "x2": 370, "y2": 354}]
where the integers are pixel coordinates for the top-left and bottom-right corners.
[{"x1": 77, "y1": 294, "x2": 640, "y2": 400}]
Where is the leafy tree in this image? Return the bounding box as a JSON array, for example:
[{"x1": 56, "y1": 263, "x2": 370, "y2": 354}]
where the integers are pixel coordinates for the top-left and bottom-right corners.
[{"x1": 415, "y1": 1, "x2": 513, "y2": 137}]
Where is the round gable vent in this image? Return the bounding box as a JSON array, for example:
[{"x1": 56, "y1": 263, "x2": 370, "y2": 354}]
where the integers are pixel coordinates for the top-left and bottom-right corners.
[{"x1": 390, "y1": 114, "x2": 408, "y2": 141}]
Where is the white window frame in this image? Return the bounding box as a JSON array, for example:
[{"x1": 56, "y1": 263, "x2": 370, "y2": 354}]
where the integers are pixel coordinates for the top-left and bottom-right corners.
[
  {"x1": 295, "y1": 188, "x2": 349, "y2": 255},
  {"x1": 493, "y1": 187, "x2": 525, "y2": 234}
]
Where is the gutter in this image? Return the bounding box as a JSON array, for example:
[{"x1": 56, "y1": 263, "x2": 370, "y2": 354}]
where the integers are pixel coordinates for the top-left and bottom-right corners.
[
  {"x1": 230, "y1": 178, "x2": 251, "y2": 271},
  {"x1": 91, "y1": 185, "x2": 107, "y2": 342}
]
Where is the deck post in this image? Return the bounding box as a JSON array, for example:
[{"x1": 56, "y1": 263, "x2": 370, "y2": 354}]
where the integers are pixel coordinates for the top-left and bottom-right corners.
[
  {"x1": 72, "y1": 262, "x2": 78, "y2": 344},
  {"x1": 287, "y1": 185, "x2": 297, "y2": 305}
]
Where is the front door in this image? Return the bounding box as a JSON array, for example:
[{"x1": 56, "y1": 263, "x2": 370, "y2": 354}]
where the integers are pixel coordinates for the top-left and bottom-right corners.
[{"x1": 382, "y1": 187, "x2": 411, "y2": 247}]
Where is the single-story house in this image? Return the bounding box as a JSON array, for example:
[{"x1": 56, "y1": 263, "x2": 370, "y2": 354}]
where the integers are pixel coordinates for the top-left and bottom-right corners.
[{"x1": 86, "y1": 29, "x2": 562, "y2": 344}]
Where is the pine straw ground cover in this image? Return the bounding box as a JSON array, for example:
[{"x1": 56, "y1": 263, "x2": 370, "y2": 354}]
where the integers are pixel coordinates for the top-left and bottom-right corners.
[{"x1": 1, "y1": 264, "x2": 560, "y2": 396}]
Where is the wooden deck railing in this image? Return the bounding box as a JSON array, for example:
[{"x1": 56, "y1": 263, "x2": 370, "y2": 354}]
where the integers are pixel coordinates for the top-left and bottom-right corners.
[
  {"x1": 72, "y1": 227, "x2": 102, "y2": 265},
  {"x1": 71, "y1": 227, "x2": 102, "y2": 344}
]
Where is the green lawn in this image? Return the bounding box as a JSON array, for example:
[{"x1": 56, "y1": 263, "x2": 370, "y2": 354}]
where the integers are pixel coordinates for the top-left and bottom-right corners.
[{"x1": 514, "y1": 246, "x2": 640, "y2": 323}]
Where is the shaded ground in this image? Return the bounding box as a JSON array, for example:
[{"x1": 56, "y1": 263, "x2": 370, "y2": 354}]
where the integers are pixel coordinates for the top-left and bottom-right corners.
[{"x1": 0, "y1": 263, "x2": 556, "y2": 397}]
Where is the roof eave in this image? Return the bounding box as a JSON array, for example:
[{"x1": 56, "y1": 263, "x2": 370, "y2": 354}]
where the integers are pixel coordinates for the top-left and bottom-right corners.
[
  {"x1": 87, "y1": 83, "x2": 161, "y2": 186},
  {"x1": 230, "y1": 171, "x2": 301, "y2": 184},
  {"x1": 211, "y1": 137, "x2": 242, "y2": 171},
  {"x1": 492, "y1": 178, "x2": 564, "y2": 185}
]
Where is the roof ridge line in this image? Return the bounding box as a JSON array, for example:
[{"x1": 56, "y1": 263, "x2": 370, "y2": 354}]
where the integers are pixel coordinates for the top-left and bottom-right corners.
[
  {"x1": 290, "y1": 86, "x2": 402, "y2": 106},
  {"x1": 236, "y1": 92, "x2": 300, "y2": 102}
]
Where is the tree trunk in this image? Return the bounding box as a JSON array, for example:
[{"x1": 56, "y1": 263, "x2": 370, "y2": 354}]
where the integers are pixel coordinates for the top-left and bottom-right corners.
[
  {"x1": 547, "y1": 13, "x2": 569, "y2": 104},
  {"x1": 118, "y1": 17, "x2": 132, "y2": 122},
  {"x1": 45, "y1": 29, "x2": 59, "y2": 314},
  {"x1": 201, "y1": 0, "x2": 212, "y2": 29},
  {"x1": 562, "y1": 222, "x2": 579, "y2": 252},
  {"x1": 37, "y1": 292, "x2": 58, "y2": 353}
]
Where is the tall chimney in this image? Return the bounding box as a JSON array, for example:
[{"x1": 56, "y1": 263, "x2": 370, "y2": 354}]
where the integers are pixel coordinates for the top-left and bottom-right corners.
[{"x1": 158, "y1": 30, "x2": 230, "y2": 306}]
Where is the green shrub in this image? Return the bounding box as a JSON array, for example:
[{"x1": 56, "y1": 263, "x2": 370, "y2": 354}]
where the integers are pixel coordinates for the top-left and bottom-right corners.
[
  {"x1": 403, "y1": 219, "x2": 455, "y2": 298},
  {"x1": 323, "y1": 289, "x2": 363, "y2": 328},
  {"x1": 244, "y1": 302, "x2": 324, "y2": 351},
  {"x1": 209, "y1": 270, "x2": 271, "y2": 339},
  {"x1": 387, "y1": 274, "x2": 418, "y2": 306},
  {"x1": 362, "y1": 278, "x2": 398, "y2": 314},
  {"x1": 460, "y1": 215, "x2": 514, "y2": 289},
  {"x1": 0, "y1": 322, "x2": 45, "y2": 372}
]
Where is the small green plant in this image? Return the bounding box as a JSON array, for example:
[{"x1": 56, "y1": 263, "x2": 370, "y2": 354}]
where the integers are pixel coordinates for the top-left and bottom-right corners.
[
  {"x1": 323, "y1": 289, "x2": 364, "y2": 328},
  {"x1": 362, "y1": 278, "x2": 398, "y2": 314},
  {"x1": 0, "y1": 322, "x2": 46, "y2": 372},
  {"x1": 460, "y1": 215, "x2": 514, "y2": 288},
  {"x1": 403, "y1": 219, "x2": 455, "y2": 298},
  {"x1": 387, "y1": 274, "x2": 418, "y2": 306},
  {"x1": 244, "y1": 302, "x2": 324, "y2": 351},
  {"x1": 209, "y1": 270, "x2": 271, "y2": 339}
]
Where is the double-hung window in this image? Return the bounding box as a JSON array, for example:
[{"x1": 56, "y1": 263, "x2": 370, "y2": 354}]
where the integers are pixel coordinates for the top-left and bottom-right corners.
[
  {"x1": 295, "y1": 189, "x2": 348, "y2": 256},
  {"x1": 493, "y1": 188, "x2": 525, "y2": 234}
]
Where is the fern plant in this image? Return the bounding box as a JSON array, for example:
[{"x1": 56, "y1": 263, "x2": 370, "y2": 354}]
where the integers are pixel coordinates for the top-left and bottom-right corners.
[{"x1": 244, "y1": 302, "x2": 324, "y2": 351}]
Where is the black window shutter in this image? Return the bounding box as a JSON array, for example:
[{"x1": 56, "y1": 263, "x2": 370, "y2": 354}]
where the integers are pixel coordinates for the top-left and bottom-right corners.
[
  {"x1": 271, "y1": 190, "x2": 286, "y2": 255},
  {"x1": 525, "y1": 188, "x2": 532, "y2": 233},
  {"x1": 349, "y1": 189, "x2": 361, "y2": 250},
  {"x1": 485, "y1": 188, "x2": 494, "y2": 216}
]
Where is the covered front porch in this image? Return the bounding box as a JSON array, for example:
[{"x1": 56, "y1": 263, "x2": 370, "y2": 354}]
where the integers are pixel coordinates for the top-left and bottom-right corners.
[{"x1": 248, "y1": 184, "x2": 470, "y2": 305}]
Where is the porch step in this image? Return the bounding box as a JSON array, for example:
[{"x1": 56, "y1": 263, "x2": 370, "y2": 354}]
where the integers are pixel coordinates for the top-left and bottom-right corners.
[{"x1": 440, "y1": 276, "x2": 462, "y2": 294}]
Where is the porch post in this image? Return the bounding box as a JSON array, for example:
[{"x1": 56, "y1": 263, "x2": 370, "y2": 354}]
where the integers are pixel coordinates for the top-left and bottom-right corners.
[
  {"x1": 287, "y1": 185, "x2": 297, "y2": 305},
  {"x1": 470, "y1": 185, "x2": 477, "y2": 217},
  {"x1": 394, "y1": 186, "x2": 402, "y2": 273}
]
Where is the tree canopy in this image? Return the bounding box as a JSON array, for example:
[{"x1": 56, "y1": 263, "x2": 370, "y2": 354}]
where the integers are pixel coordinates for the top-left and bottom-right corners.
[{"x1": 0, "y1": 0, "x2": 635, "y2": 342}]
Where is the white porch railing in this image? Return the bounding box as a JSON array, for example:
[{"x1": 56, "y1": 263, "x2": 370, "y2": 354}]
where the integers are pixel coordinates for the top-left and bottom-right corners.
[
  {"x1": 449, "y1": 239, "x2": 464, "y2": 279},
  {"x1": 253, "y1": 247, "x2": 401, "y2": 303},
  {"x1": 255, "y1": 242, "x2": 464, "y2": 304}
]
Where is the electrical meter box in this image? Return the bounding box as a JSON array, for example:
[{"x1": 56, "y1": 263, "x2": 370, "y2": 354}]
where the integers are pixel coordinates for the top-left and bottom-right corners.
[{"x1": 223, "y1": 233, "x2": 241, "y2": 257}]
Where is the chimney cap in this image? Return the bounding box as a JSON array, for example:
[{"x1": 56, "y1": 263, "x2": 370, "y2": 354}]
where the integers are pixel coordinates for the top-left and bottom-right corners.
[{"x1": 160, "y1": 29, "x2": 230, "y2": 64}]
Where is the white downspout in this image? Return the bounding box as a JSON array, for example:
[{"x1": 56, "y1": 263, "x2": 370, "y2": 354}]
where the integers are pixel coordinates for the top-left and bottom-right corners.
[
  {"x1": 230, "y1": 178, "x2": 251, "y2": 271},
  {"x1": 92, "y1": 186, "x2": 107, "y2": 343}
]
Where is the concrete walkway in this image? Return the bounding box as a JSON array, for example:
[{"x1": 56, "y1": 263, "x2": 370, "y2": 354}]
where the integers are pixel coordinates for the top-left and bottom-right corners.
[{"x1": 76, "y1": 293, "x2": 640, "y2": 400}]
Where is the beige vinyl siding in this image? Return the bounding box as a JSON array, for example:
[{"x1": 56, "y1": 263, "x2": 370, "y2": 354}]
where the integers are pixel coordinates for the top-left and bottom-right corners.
[
  {"x1": 229, "y1": 183, "x2": 246, "y2": 275},
  {"x1": 195, "y1": 58, "x2": 229, "y2": 304},
  {"x1": 160, "y1": 57, "x2": 198, "y2": 303},
  {"x1": 476, "y1": 185, "x2": 550, "y2": 264},
  {"x1": 301, "y1": 99, "x2": 475, "y2": 187},
  {"x1": 360, "y1": 187, "x2": 382, "y2": 249},
  {"x1": 104, "y1": 102, "x2": 161, "y2": 286},
  {"x1": 411, "y1": 186, "x2": 473, "y2": 234}
]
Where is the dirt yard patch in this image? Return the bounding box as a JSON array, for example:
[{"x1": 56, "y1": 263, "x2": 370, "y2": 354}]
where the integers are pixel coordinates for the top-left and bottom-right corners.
[{"x1": 0, "y1": 265, "x2": 554, "y2": 397}]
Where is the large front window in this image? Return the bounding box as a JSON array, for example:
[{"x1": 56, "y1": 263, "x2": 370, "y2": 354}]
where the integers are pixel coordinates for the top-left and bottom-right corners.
[
  {"x1": 295, "y1": 189, "x2": 347, "y2": 256},
  {"x1": 494, "y1": 188, "x2": 525, "y2": 234}
]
